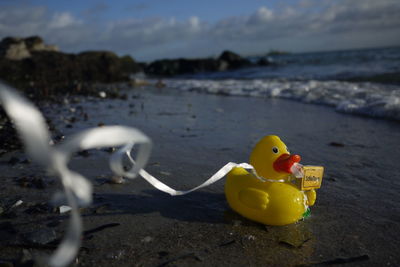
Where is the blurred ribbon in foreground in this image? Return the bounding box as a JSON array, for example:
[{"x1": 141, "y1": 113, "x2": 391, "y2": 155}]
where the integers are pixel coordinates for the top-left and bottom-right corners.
[
  {"x1": 0, "y1": 82, "x2": 287, "y2": 266},
  {"x1": 0, "y1": 82, "x2": 152, "y2": 267}
]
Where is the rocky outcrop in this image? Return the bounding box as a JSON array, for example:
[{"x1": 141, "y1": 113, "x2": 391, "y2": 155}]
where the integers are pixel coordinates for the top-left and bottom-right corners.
[
  {"x1": 218, "y1": 50, "x2": 252, "y2": 69},
  {"x1": 145, "y1": 58, "x2": 227, "y2": 76},
  {"x1": 0, "y1": 36, "x2": 142, "y2": 95},
  {"x1": 0, "y1": 36, "x2": 58, "y2": 60},
  {"x1": 145, "y1": 50, "x2": 255, "y2": 76}
]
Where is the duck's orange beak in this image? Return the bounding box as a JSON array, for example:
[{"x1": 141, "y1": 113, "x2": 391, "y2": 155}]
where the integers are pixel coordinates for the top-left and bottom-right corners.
[{"x1": 273, "y1": 154, "x2": 301, "y2": 173}]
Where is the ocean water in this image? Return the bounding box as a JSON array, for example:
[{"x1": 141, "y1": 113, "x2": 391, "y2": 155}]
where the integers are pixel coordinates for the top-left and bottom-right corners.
[{"x1": 154, "y1": 47, "x2": 400, "y2": 121}]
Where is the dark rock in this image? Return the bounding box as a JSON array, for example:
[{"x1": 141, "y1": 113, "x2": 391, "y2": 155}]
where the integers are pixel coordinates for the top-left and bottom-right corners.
[
  {"x1": 23, "y1": 228, "x2": 57, "y2": 245},
  {"x1": 145, "y1": 50, "x2": 252, "y2": 76},
  {"x1": 77, "y1": 150, "x2": 90, "y2": 157},
  {"x1": 0, "y1": 37, "x2": 31, "y2": 60},
  {"x1": 25, "y1": 36, "x2": 58, "y2": 52},
  {"x1": 218, "y1": 50, "x2": 252, "y2": 69},
  {"x1": 329, "y1": 142, "x2": 345, "y2": 147},
  {"x1": 256, "y1": 57, "x2": 272, "y2": 66},
  {"x1": 120, "y1": 55, "x2": 142, "y2": 75},
  {"x1": 77, "y1": 51, "x2": 128, "y2": 82},
  {"x1": 145, "y1": 57, "x2": 224, "y2": 76},
  {"x1": 0, "y1": 36, "x2": 58, "y2": 60}
]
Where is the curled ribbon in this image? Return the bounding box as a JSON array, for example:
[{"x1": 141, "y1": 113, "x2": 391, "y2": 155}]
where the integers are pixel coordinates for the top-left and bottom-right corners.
[{"x1": 0, "y1": 83, "x2": 151, "y2": 267}]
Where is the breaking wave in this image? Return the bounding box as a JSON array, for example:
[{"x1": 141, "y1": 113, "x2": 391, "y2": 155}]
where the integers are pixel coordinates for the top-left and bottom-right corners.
[{"x1": 161, "y1": 79, "x2": 400, "y2": 121}]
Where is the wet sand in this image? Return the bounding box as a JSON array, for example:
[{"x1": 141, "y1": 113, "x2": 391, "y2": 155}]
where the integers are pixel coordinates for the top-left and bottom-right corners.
[{"x1": 1, "y1": 85, "x2": 400, "y2": 266}]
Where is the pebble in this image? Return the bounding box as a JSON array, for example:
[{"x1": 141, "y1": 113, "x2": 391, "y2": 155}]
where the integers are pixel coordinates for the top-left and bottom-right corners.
[
  {"x1": 109, "y1": 175, "x2": 125, "y2": 184},
  {"x1": 77, "y1": 150, "x2": 90, "y2": 157},
  {"x1": 10, "y1": 200, "x2": 23, "y2": 209},
  {"x1": 142, "y1": 236, "x2": 154, "y2": 243},
  {"x1": 24, "y1": 228, "x2": 57, "y2": 245},
  {"x1": 99, "y1": 91, "x2": 106, "y2": 98},
  {"x1": 106, "y1": 250, "x2": 125, "y2": 260},
  {"x1": 232, "y1": 220, "x2": 242, "y2": 227},
  {"x1": 244, "y1": 235, "x2": 256, "y2": 241},
  {"x1": 329, "y1": 142, "x2": 345, "y2": 147},
  {"x1": 59, "y1": 205, "x2": 72, "y2": 213}
]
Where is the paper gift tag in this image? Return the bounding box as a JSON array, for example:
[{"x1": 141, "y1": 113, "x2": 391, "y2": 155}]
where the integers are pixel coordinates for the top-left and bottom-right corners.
[{"x1": 300, "y1": 166, "x2": 324, "y2": 190}]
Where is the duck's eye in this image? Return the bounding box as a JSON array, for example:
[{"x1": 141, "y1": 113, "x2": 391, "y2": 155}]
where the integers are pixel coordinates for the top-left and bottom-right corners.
[{"x1": 272, "y1": 147, "x2": 279, "y2": 154}]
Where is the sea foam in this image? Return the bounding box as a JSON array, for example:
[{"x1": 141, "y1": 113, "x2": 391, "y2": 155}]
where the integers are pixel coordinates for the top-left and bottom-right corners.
[{"x1": 160, "y1": 79, "x2": 400, "y2": 121}]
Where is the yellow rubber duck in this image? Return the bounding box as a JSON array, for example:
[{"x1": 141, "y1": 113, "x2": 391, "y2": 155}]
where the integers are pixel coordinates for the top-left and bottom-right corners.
[{"x1": 225, "y1": 135, "x2": 317, "y2": 226}]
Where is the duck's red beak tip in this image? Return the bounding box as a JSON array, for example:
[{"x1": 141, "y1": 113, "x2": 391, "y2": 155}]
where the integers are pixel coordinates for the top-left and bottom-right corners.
[{"x1": 273, "y1": 154, "x2": 301, "y2": 173}]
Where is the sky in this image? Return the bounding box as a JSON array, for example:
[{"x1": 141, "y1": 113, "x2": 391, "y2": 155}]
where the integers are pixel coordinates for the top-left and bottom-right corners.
[{"x1": 0, "y1": 0, "x2": 399, "y2": 61}]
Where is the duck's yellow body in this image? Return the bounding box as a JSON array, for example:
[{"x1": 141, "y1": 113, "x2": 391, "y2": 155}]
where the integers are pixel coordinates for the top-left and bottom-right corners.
[{"x1": 224, "y1": 135, "x2": 317, "y2": 226}]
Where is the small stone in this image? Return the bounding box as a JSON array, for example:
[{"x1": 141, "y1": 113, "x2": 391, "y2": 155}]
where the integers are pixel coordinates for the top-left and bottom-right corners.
[
  {"x1": 106, "y1": 250, "x2": 125, "y2": 260},
  {"x1": 11, "y1": 200, "x2": 23, "y2": 209},
  {"x1": 99, "y1": 91, "x2": 106, "y2": 98},
  {"x1": 232, "y1": 220, "x2": 242, "y2": 227},
  {"x1": 159, "y1": 171, "x2": 171, "y2": 176},
  {"x1": 24, "y1": 228, "x2": 57, "y2": 245},
  {"x1": 244, "y1": 235, "x2": 256, "y2": 241},
  {"x1": 59, "y1": 205, "x2": 72, "y2": 213},
  {"x1": 142, "y1": 236, "x2": 153, "y2": 243},
  {"x1": 109, "y1": 176, "x2": 125, "y2": 184},
  {"x1": 103, "y1": 147, "x2": 116, "y2": 153},
  {"x1": 329, "y1": 142, "x2": 345, "y2": 147}
]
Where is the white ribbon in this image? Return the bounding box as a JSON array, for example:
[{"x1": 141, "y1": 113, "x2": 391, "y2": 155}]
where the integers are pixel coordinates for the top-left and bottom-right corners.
[
  {"x1": 133, "y1": 158, "x2": 285, "y2": 196},
  {"x1": 0, "y1": 83, "x2": 151, "y2": 267}
]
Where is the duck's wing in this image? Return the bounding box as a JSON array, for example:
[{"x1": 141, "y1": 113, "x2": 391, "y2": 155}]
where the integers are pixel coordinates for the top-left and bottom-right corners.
[
  {"x1": 238, "y1": 188, "x2": 269, "y2": 210},
  {"x1": 305, "y1": 189, "x2": 317, "y2": 206}
]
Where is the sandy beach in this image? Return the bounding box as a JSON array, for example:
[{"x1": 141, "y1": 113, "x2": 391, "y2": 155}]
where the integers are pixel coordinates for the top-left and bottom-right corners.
[{"x1": 1, "y1": 85, "x2": 400, "y2": 266}]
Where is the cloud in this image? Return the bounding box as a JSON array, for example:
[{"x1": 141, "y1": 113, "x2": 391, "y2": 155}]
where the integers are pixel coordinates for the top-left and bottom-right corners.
[
  {"x1": 49, "y1": 12, "x2": 82, "y2": 29},
  {"x1": 0, "y1": 0, "x2": 399, "y2": 61}
]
